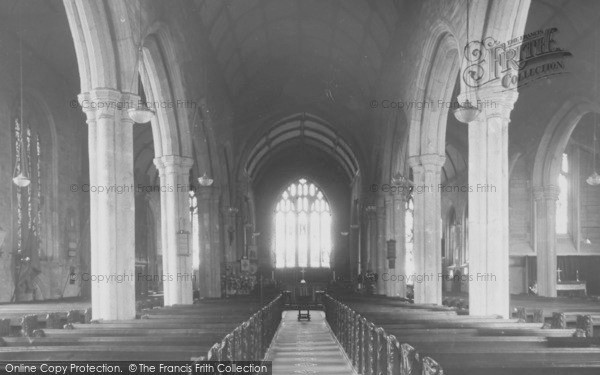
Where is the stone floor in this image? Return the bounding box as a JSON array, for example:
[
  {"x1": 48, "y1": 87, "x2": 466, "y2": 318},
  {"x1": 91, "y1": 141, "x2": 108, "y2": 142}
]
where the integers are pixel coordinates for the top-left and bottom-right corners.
[{"x1": 266, "y1": 310, "x2": 355, "y2": 375}]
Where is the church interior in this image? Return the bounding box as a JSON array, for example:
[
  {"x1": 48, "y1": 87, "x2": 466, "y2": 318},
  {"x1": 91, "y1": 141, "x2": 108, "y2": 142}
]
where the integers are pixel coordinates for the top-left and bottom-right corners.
[{"x1": 0, "y1": 0, "x2": 600, "y2": 374}]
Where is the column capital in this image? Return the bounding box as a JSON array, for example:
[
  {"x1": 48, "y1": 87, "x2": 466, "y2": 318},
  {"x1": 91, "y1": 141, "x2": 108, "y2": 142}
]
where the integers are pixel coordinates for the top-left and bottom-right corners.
[
  {"x1": 78, "y1": 89, "x2": 139, "y2": 123},
  {"x1": 533, "y1": 185, "x2": 560, "y2": 201},
  {"x1": 407, "y1": 154, "x2": 445, "y2": 172},
  {"x1": 153, "y1": 155, "x2": 194, "y2": 174},
  {"x1": 383, "y1": 194, "x2": 394, "y2": 205},
  {"x1": 460, "y1": 86, "x2": 519, "y2": 122},
  {"x1": 364, "y1": 203, "x2": 378, "y2": 218}
]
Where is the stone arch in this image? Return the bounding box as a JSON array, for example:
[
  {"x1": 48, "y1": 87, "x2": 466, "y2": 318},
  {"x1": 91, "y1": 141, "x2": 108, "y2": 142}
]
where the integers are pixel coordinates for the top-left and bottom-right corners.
[
  {"x1": 63, "y1": 0, "x2": 136, "y2": 92},
  {"x1": 240, "y1": 113, "x2": 361, "y2": 183},
  {"x1": 142, "y1": 22, "x2": 194, "y2": 159},
  {"x1": 533, "y1": 98, "x2": 600, "y2": 189},
  {"x1": 408, "y1": 27, "x2": 460, "y2": 158}
]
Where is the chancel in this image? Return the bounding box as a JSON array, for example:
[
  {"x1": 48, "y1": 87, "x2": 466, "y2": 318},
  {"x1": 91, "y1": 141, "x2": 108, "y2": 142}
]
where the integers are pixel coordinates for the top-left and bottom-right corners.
[{"x1": 0, "y1": 0, "x2": 599, "y2": 374}]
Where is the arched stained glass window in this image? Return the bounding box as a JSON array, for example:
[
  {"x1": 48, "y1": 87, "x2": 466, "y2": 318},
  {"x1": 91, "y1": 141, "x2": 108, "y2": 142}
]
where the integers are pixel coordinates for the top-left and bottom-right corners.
[
  {"x1": 274, "y1": 178, "x2": 331, "y2": 268},
  {"x1": 14, "y1": 118, "x2": 42, "y2": 261}
]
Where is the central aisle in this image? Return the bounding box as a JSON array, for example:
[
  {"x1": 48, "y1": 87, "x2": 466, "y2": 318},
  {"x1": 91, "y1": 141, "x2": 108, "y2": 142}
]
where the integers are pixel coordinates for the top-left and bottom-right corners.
[{"x1": 266, "y1": 310, "x2": 356, "y2": 375}]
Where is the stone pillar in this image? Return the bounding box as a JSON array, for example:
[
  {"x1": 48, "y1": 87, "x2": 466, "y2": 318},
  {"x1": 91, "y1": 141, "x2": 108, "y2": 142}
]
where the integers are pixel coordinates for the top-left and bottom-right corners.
[
  {"x1": 388, "y1": 194, "x2": 407, "y2": 298},
  {"x1": 153, "y1": 155, "x2": 195, "y2": 306},
  {"x1": 351, "y1": 224, "x2": 360, "y2": 278},
  {"x1": 365, "y1": 206, "x2": 377, "y2": 272},
  {"x1": 383, "y1": 194, "x2": 394, "y2": 296},
  {"x1": 376, "y1": 195, "x2": 387, "y2": 295},
  {"x1": 197, "y1": 186, "x2": 222, "y2": 298},
  {"x1": 467, "y1": 89, "x2": 518, "y2": 318},
  {"x1": 533, "y1": 185, "x2": 559, "y2": 297},
  {"x1": 408, "y1": 154, "x2": 445, "y2": 305},
  {"x1": 79, "y1": 89, "x2": 136, "y2": 320}
]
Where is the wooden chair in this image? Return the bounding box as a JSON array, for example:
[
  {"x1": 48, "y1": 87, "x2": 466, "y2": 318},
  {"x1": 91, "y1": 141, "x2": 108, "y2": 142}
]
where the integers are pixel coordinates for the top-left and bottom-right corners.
[{"x1": 295, "y1": 282, "x2": 313, "y2": 321}]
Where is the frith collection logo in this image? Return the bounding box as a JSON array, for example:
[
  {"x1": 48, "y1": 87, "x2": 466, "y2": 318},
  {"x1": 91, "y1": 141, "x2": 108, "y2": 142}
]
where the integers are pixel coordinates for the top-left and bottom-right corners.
[{"x1": 462, "y1": 27, "x2": 572, "y2": 91}]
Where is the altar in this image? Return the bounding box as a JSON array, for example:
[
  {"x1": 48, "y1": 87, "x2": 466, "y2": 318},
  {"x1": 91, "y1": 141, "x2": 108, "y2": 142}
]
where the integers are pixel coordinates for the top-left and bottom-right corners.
[{"x1": 556, "y1": 281, "x2": 587, "y2": 296}]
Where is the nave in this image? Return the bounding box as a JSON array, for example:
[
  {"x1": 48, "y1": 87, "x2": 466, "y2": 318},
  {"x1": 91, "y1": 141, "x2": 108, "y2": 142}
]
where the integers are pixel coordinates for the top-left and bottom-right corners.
[
  {"x1": 1, "y1": 290, "x2": 599, "y2": 374},
  {"x1": 2, "y1": 0, "x2": 600, "y2": 373}
]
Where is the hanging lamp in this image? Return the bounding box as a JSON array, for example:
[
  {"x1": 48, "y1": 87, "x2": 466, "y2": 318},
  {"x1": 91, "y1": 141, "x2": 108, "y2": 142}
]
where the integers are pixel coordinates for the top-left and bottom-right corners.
[
  {"x1": 588, "y1": 29, "x2": 600, "y2": 186},
  {"x1": 587, "y1": 122, "x2": 600, "y2": 185},
  {"x1": 198, "y1": 172, "x2": 214, "y2": 187},
  {"x1": 454, "y1": 0, "x2": 481, "y2": 124},
  {"x1": 127, "y1": 1, "x2": 155, "y2": 123},
  {"x1": 12, "y1": 12, "x2": 30, "y2": 188}
]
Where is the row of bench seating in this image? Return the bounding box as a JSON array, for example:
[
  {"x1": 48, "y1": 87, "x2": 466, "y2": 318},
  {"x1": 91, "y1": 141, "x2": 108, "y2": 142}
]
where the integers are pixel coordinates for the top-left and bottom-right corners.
[
  {"x1": 325, "y1": 293, "x2": 600, "y2": 375},
  {"x1": 0, "y1": 296, "x2": 282, "y2": 361}
]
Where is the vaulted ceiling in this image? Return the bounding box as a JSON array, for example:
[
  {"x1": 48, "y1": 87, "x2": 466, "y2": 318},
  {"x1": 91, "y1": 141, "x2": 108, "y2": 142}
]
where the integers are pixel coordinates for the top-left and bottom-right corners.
[{"x1": 193, "y1": 0, "x2": 401, "y2": 154}]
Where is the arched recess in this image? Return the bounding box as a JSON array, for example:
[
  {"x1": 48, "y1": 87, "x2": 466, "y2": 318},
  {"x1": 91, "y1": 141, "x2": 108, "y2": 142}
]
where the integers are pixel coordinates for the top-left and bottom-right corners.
[
  {"x1": 22, "y1": 91, "x2": 60, "y2": 260},
  {"x1": 242, "y1": 113, "x2": 361, "y2": 182},
  {"x1": 533, "y1": 98, "x2": 600, "y2": 188},
  {"x1": 10, "y1": 91, "x2": 59, "y2": 301},
  {"x1": 408, "y1": 26, "x2": 460, "y2": 158}
]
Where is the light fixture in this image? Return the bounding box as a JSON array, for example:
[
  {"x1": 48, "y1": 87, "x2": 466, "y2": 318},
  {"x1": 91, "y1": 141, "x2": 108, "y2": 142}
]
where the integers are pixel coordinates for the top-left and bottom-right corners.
[
  {"x1": 583, "y1": 238, "x2": 592, "y2": 245},
  {"x1": 127, "y1": 2, "x2": 155, "y2": 124},
  {"x1": 13, "y1": 123, "x2": 31, "y2": 187},
  {"x1": 453, "y1": 0, "x2": 481, "y2": 124},
  {"x1": 12, "y1": 172, "x2": 30, "y2": 187},
  {"x1": 587, "y1": 122, "x2": 600, "y2": 186},
  {"x1": 454, "y1": 100, "x2": 481, "y2": 123},
  {"x1": 198, "y1": 172, "x2": 214, "y2": 187},
  {"x1": 391, "y1": 171, "x2": 405, "y2": 185},
  {"x1": 341, "y1": 231, "x2": 349, "y2": 236},
  {"x1": 391, "y1": 172, "x2": 415, "y2": 186},
  {"x1": 12, "y1": 17, "x2": 30, "y2": 188},
  {"x1": 128, "y1": 102, "x2": 155, "y2": 124}
]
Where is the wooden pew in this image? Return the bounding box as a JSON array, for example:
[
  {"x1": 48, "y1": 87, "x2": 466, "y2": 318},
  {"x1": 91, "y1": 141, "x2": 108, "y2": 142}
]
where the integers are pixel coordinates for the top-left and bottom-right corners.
[
  {"x1": 327, "y1": 293, "x2": 600, "y2": 375},
  {"x1": 514, "y1": 306, "x2": 599, "y2": 337},
  {"x1": 0, "y1": 295, "x2": 280, "y2": 363}
]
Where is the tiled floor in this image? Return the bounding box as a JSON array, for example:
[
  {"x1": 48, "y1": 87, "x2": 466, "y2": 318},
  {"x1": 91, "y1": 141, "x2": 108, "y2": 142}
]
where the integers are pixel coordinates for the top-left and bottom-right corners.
[{"x1": 266, "y1": 310, "x2": 356, "y2": 375}]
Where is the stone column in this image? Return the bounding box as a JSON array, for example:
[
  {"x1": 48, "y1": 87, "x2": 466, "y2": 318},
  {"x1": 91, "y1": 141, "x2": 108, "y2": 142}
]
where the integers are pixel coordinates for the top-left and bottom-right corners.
[
  {"x1": 383, "y1": 194, "x2": 394, "y2": 296},
  {"x1": 533, "y1": 185, "x2": 559, "y2": 297},
  {"x1": 351, "y1": 223, "x2": 360, "y2": 278},
  {"x1": 79, "y1": 89, "x2": 136, "y2": 320},
  {"x1": 376, "y1": 195, "x2": 387, "y2": 295},
  {"x1": 409, "y1": 154, "x2": 445, "y2": 305},
  {"x1": 197, "y1": 186, "x2": 222, "y2": 298},
  {"x1": 153, "y1": 155, "x2": 195, "y2": 306},
  {"x1": 467, "y1": 89, "x2": 518, "y2": 318},
  {"x1": 365, "y1": 206, "x2": 377, "y2": 272},
  {"x1": 388, "y1": 194, "x2": 407, "y2": 298}
]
